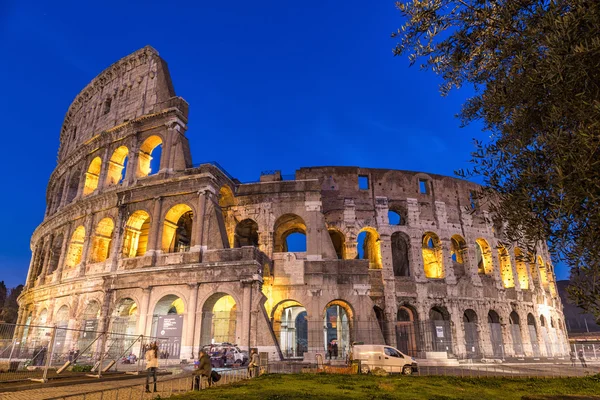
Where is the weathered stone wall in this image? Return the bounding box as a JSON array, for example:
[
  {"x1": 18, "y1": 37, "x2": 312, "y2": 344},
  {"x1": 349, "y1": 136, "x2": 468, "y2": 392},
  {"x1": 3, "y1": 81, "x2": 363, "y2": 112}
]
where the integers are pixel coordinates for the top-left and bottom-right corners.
[{"x1": 17, "y1": 47, "x2": 569, "y2": 363}]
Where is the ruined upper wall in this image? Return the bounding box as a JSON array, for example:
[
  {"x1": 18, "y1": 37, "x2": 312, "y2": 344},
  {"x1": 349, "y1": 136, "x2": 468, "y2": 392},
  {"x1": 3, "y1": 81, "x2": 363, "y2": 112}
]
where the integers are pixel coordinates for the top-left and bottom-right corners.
[{"x1": 57, "y1": 46, "x2": 180, "y2": 162}]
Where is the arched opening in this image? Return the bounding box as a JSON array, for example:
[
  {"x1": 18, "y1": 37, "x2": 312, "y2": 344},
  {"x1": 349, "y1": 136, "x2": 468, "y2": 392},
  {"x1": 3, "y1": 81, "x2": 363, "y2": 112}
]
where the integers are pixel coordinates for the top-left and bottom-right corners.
[
  {"x1": 488, "y1": 310, "x2": 504, "y2": 358},
  {"x1": 106, "y1": 146, "x2": 129, "y2": 186},
  {"x1": 509, "y1": 311, "x2": 523, "y2": 356},
  {"x1": 357, "y1": 227, "x2": 382, "y2": 269},
  {"x1": 429, "y1": 306, "x2": 453, "y2": 354},
  {"x1": 200, "y1": 293, "x2": 237, "y2": 346},
  {"x1": 54, "y1": 305, "x2": 70, "y2": 356},
  {"x1": 89, "y1": 218, "x2": 114, "y2": 263},
  {"x1": 152, "y1": 295, "x2": 185, "y2": 359},
  {"x1": 514, "y1": 248, "x2": 530, "y2": 290},
  {"x1": 540, "y1": 314, "x2": 552, "y2": 357},
  {"x1": 79, "y1": 301, "x2": 101, "y2": 356},
  {"x1": 422, "y1": 232, "x2": 444, "y2": 278},
  {"x1": 65, "y1": 226, "x2": 85, "y2": 268},
  {"x1": 396, "y1": 305, "x2": 418, "y2": 357},
  {"x1": 273, "y1": 214, "x2": 307, "y2": 253},
  {"x1": 450, "y1": 235, "x2": 467, "y2": 277},
  {"x1": 234, "y1": 219, "x2": 259, "y2": 248},
  {"x1": 323, "y1": 300, "x2": 354, "y2": 359},
  {"x1": 83, "y1": 157, "x2": 102, "y2": 196},
  {"x1": 162, "y1": 204, "x2": 194, "y2": 253},
  {"x1": 498, "y1": 246, "x2": 515, "y2": 288},
  {"x1": 137, "y1": 135, "x2": 163, "y2": 177},
  {"x1": 66, "y1": 170, "x2": 80, "y2": 204},
  {"x1": 475, "y1": 239, "x2": 493, "y2": 275},
  {"x1": 391, "y1": 232, "x2": 410, "y2": 276},
  {"x1": 122, "y1": 210, "x2": 151, "y2": 258},
  {"x1": 272, "y1": 300, "x2": 308, "y2": 359},
  {"x1": 111, "y1": 298, "x2": 138, "y2": 337},
  {"x1": 463, "y1": 309, "x2": 480, "y2": 358},
  {"x1": 47, "y1": 234, "x2": 64, "y2": 274},
  {"x1": 527, "y1": 313, "x2": 541, "y2": 357},
  {"x1": 328, "y1": 229, "x2": 346, "y2": 260}
]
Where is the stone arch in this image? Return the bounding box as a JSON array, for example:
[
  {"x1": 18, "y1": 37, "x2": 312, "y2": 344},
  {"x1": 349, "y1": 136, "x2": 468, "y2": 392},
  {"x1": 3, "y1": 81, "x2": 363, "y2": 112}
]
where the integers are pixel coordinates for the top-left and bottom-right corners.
[
  {"x1": 65, "y1": 225, "x2": 85, "y2": 268},
  {"x1": 200, "y1": 292, "x2": 238, "y2": 346},
  {"x1": 83, "y1": 156, "x2": 102, "y2": 196},
  {"x1": 122, "y1": 210, "x2": 151, "y2": 257},
  {"x1": 509, "y1": 310, "x2": 525, "y2": 355},
  {"x1": 488, "y1": 310, "x2": 504, "y2": 357},
  {"x1": 47, "y1": 233, "x2": 64, "y2": 274},
  {"x1": 429, "y1": 306, "x2": 453, "y2": 354},
  {"x1": 271, "y1": 300, "x2": 308, "y2": 358},
  {"x1": 422, "y1": 232, "x2": 444, "y2": 278},
  {"x1": 137, "y1": 135, "x2": 163, "y2": 177},
  {"x1": 498, "y1": 245, "x2": 515, "y2": 288},
  {"x1": 66, "y1": 169, "x2": 81, "y2": 203},
  {"x1": 450, "y1": 234, "x2": 467, "y2": 277},
  {"x1": 391, "y1": 231, "x2": 410, "y2": 276},
  {"x1": 234, "y1": 219, "x2": 259, "y2": 248},
  {"x1": 162, "y1": 203, "x2": 194, "y2": 253},
  {"x1": 105, "y1": 145, "x2": 129, "y2": 186},
  {"x1": 475, "y1": 238, "x2": 493, "y2": 275},
  {"x1": 514, "y1": 247, "x2": 529, "y2": 290},
  {"x1": 357, "y1": 227, "x2": 382, "y2": 269},
  {"x1": 463, "y1": 309, "x2": 480, "y2": 358},
  {"x1": 89, "y1": 217, "x2": 115, "y2": 263},
  {"x1": 273, "y1": 213, "x2": 307, "y2": 253},
  {"x1": 323, "y1": 299, "x2": 354, "y2": 359},
  {"x1": 328, "y1": 229, "x2": 346, "y2": 260}
]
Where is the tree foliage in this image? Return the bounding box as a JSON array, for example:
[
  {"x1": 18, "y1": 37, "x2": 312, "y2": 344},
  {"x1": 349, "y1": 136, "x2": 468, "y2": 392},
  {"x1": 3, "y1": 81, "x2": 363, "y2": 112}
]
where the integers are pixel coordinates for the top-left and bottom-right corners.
[{"x1": 392, "y1": 0, "x2": 600, "y2": 315}]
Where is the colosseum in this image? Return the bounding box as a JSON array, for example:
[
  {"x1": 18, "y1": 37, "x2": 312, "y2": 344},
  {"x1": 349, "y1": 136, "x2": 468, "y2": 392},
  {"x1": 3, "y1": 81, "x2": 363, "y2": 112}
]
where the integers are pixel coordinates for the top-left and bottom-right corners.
[{"x1": 16, "y1": 46, "x2": 569, "y2": 363}]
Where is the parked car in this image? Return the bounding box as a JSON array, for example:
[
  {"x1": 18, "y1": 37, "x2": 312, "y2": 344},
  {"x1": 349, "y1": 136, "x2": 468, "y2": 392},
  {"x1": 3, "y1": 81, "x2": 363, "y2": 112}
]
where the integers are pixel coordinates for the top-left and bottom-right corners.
[
  {"x1": 351, "y1": 344, "x2": 418, "y2": 375},
  {"x1": 202, "y1": 343, "x2": 248, "y2": 367}
]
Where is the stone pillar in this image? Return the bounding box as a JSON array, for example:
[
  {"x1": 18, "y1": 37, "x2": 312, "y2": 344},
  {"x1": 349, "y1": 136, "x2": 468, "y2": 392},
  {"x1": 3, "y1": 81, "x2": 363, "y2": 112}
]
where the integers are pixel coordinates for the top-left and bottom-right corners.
[
  {"x1": 138, "y1": 287, "x2": 153, "y2": 337},
  {"x1": 147, "y1": 197, "x2": 163, "y2": 255},
  {"x1": 79, "y1": 214, "x2": 95, "y2": 277},
  {"x1": 56, "y1": 224, "x2": 72, "y2": 282},
  {"x1": 191, "y1": 191, "x2": 207, "y2": 252},
  {"x1": 185, "y1": 284, "x2": 199, "y2": 359}
]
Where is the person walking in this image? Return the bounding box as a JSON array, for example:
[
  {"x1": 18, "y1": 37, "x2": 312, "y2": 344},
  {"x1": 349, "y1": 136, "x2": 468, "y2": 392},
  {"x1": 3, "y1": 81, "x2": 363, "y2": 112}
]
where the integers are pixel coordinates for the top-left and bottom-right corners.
[
  {"x1": 194, "y1": 349, "x2": 212, "y2": 389},
  {"x1": 145, "y1": 342, "x2": 159, "y2": 393},
  {"x1": 248, "y1": 349, "x2": 260, "y2": 378},
  {"x1": 570, "y1": 351, "x2": 576, "y2": 367},
  {"x1": 578, "y1": 349, "x2": 588, "y2": 368}
]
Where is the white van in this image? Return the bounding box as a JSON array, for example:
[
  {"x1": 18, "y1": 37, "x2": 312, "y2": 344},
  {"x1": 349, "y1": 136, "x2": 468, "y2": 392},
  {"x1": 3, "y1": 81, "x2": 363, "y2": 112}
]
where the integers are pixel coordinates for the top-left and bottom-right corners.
[{"x1": 351, "y1": 344, "x2": 418, "y2": 375}]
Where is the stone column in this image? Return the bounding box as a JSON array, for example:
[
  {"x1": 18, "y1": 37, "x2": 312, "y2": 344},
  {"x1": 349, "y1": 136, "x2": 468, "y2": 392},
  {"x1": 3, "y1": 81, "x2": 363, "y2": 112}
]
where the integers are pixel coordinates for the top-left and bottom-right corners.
[
  {"x1": 191, "y1": 191, "x2": 207, "y2": 252},
  {"x1": 185, "y1": 284, "x2": 199, "y2": 359},
  {"x1": 138, "y1": 287, "x2": 153, "y2": 337},
  {"x1": 146, "y1": 197, "x2": 163, "y2": 256},
  {"x1": 79, "y1": 214, "x2": 95, "y2": 277}
]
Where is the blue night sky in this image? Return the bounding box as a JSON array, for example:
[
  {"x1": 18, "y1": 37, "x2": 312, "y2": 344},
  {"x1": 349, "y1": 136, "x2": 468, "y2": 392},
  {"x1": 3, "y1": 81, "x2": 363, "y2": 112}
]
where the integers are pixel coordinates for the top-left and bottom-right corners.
[{"x1": 0, "y1": 0, "x2": 569, "y2": 287}]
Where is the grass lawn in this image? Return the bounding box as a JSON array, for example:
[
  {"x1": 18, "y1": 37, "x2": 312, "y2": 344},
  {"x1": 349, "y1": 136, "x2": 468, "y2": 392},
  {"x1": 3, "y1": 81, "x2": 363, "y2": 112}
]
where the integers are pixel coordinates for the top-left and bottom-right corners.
[{"x1": 168, "y1": 373, "x2": 600, "y2": 400}]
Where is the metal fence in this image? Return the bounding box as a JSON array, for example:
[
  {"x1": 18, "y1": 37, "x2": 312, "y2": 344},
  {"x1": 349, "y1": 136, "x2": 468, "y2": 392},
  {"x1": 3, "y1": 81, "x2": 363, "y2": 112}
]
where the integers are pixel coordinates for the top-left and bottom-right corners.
[{"x1": 0, "y1": 322, "x2": 162, "y2": 383}]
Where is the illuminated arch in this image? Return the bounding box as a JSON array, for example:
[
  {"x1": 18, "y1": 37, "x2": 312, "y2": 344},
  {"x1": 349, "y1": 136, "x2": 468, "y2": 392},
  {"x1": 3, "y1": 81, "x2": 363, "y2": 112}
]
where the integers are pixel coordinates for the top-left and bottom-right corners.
[
  {"x1": 273, "y1": 214, "x2": 307, "y2": 253},
  {"x1": 137, "y1": 135, "x2": 163, "y2": 177},
  {"x1": 514, "y1": 247, "x2": 529, "y2": 290},
  {"x1": 498, "y1": 245, "x2": 515, "y2": 288},
  {"x1": 357, "y1": 227, "x2": 382, "y2": 269},
  {"x1": 162, "y1": 204, "x2": 194, "y2": 253},
  {"x1": 89, "y1": 217, "x2": 114, "y2": 263},
  {"x1": 83, "y1": 156, "x2": 102, "y2": 196},
  {"x1": 422, "y1": 232, "x2": 444, "y2": 278},
  {"x1": 105, "y1": 146, "x2": 129, "y2": 186},
  {"x1": 475, "y1": 238, "x2": 493, "y2": 275},
  {"x1": 122, "y1": 210, "x2": 151, "y2": 258},
  {"x1": 65, "y1": 225, "x2": 85, "y2": 268}
]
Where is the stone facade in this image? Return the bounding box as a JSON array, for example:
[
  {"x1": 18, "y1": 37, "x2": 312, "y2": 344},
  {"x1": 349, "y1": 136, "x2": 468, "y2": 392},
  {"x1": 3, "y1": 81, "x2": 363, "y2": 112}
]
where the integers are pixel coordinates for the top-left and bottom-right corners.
[{"x1": 17, "y1": 46, "x2": 569, "y2": 362}]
